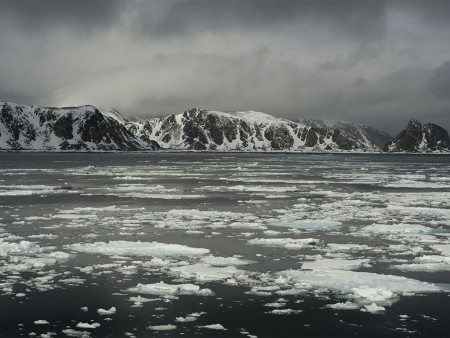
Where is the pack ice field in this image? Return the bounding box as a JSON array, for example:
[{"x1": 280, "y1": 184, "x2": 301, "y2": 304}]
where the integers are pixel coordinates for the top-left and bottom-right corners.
[{"x1": 0, "y1": 152, "x2": 449, "y2": 337}]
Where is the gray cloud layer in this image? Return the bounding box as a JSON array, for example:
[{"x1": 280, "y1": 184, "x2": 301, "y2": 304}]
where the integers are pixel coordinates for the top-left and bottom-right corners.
[{"x1": 0, "y1": 0, "x2": 449, "y2": 134}]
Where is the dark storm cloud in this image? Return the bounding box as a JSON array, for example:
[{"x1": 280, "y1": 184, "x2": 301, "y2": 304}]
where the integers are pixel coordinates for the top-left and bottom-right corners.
[
  {"x1": 393, "y1": 0, "x2": 450, "y2": 28},
  {"x1": 429, "y1": 61, "x2": 450, "y2": 100},
  {"x1": 0, "y1": 0, "x2": 449, "y2": 135},
  {"x1": 133, "y1": 0, "x2": 387, "y2": 42},
  {"x1": 0, "y1": 0, "x2": 124, "y2": 34}
]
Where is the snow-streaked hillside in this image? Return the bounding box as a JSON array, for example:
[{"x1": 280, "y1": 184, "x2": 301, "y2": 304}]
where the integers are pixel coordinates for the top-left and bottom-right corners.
[
  {"x1": 297, "y1": 118, "x2": 392, "y2": 150},
  {"x1": 126, "y1": 108, "x2": 387, "y2": 151},
  {"x1": 0, "y1": 102, "x2": 157, "y2": 151}
]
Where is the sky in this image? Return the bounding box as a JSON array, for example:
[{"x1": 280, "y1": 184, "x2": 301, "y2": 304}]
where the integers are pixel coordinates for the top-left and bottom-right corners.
[{"x1": 0, "y1": 0, "x2": 449, "y2": 135}]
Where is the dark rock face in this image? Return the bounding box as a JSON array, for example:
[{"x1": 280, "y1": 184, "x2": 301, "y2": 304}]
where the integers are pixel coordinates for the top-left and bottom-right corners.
[
  {"x1": 0, "y1": 102, "x2": 158, "y2": 151},
  {"x1": 54, "y1": 115, "x2": 74, "y2": 140},
  {"x1": 384, "y1": 119, "x2": 450, "y2": 152},
  {"x1": 423, "y1": 123, "x2": 450, "y2": 151},
  {"x1": 264, "y1": 124, "x2": 294, "y2": 150}
]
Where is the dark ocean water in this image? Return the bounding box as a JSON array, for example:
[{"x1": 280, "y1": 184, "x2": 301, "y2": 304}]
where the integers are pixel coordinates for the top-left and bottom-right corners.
[{"x1": 0, "y1": 152, "x2": 449, "y2": 337}]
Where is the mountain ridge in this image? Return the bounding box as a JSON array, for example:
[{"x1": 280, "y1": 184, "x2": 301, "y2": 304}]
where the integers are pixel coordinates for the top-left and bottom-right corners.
[{"x1": 1, "y1": 101, "x2": 449, "y2": 153}]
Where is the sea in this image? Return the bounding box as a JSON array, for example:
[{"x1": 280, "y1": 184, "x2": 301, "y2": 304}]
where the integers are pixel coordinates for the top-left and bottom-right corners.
[{"x1": 0, "y1": 152, "x2": 449, "y2": 337}]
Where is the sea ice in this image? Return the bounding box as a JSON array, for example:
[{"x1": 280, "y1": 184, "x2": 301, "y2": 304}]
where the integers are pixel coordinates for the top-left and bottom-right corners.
[
  {"x1": 266, "y1": 309, "x2": 302, "y2": 315},
  {"x1": 76, "y1": 323, "x2": 100, "y2": 329},
  {"x1": 277, "y1": 269, "x2": 442, "y2": 306},
  {"x1": 199, "y1": 255, "x2": 255, "y2": 266},
  {"x1": 97, "y1": 307, "x2": 116, "y2": 316},
  {"x1": 301, "y1": 258, "x2": 371, "y2": 271},
  {"x1": 325, "y1": 301, "x2": 360, "y2": 310},
  {"x1": 247, "y1": 238, "x2": 320, "y2": 249},
  {"x1": 175, "y1": 316, "x2": 197, "y2": 322},
  {"x1": 198, "y1": 324, "x2": 227, "y2": 330},
  {"x1": 148, "y1": 324, "x2": 177, "y2": 331},
  {"x1": 268, "y1": 219, "x2": 342, "y2": 229},
  {"x1": 361, "y1": 303, "x2": 386, "y2": 314},
  {"x1": 169, "y1": 263, "x2": 247, "y2": 282},
  {"x1": 66, "y1": 241, "x2": 209, "y2": 257},
  {"x1": 363, "y1": 223, "x2": 432, "y2": 234},
  {"x1": 127, "y1": 282, "x2": 214, "y2": 296},
  {"x1": 62, "y1": 328, "x2": 91, "y2": 337}
]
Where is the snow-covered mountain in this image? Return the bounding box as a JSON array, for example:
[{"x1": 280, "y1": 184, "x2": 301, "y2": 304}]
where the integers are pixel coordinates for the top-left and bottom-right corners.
[
  {"x1": 0, "y1": 102, "x2": 158, "y2": 151},
  {"x1": 126, "y1": 108, "x2": 388, "y2": 152},
  {"x1": 384, "y1": 119, "x2": 450, "y2": 153},
  {"x1": 297, "y1": 118, "x2": 392, "y2": 150}
]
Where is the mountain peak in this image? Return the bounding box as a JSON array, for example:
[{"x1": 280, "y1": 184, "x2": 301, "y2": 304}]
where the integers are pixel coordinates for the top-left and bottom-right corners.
[{"x1": 384, "y1": 119, "x2": 450, "y2": 152}]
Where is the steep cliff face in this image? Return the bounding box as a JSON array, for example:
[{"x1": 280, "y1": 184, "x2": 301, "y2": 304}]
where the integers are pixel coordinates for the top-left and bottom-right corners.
[
  {"x1": 126, "y1": 108, "x2": 379, "y2": 151},
  {"x1": 384, "y1": 119, "x2": 450, "y2": 152},
  {"x1": 0, "y1": 102, "x2": 158, "y2": 151}
]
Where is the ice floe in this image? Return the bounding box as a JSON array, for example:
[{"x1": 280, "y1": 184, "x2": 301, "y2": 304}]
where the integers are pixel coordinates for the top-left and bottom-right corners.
[
  {"x1": 127, "y1": 282, "x2": 214, "y2": 296},
  {"x1": 277, "y1": 269, "x2": 443, "y2": 307},
  {"x1": 66, "y1": 241, "x2": 209, "y2": 257},
  {"x1": 198, "y1": 324, "x2": 227, "y2": 330},
  {"x1": 97, "y1": 307, "x2": 116, "y2": 316},
  {"x1": 301, "y1": 258, "x2": 371, "y2": 271},
  {"x1": 148, "y1": 324, "x2": 177, "y2": 331},
  {"x1": 247, "y1": 238, "x2": 320, "y2": 249}
]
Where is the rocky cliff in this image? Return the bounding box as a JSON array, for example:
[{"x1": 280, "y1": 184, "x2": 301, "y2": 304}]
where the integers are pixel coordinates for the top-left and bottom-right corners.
[
  {"x1": 126, "y1": 108, "x2": 386, "y2": 152},
  {"x1": 384, "y1": 119, "x2": 450, "y2": 152},
  {"x1": 0, "y1": 102, "x2": 158, "y2": 151}
]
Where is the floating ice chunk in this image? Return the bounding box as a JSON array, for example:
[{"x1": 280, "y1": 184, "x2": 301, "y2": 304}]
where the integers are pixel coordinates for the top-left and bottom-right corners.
[
  {"x1": 34, "y1": 320, "x2": 49, "y2": 325},
  {"x1": 277, "y1": 269, "x2": 442, "y2": 305},
  {"x1": 59, "y1": 278, "x2": 86, "y2": 285},
  {"x1": 352, "y1": 287, "x2": 395, "y2": 302},
  {"x1": 390, "y1": 253, "x2": 450, "y2": 272},
  {"x1": 268, "y1": 219, "x2": 342, "y2": 229},
  {"x1": 363, "y1": 223, "x2": 431, "y2": 234},
  {"x1": 127, "y1": 282, "x2": 214, "y2": 296},
  {"x1": 80, "y1": 307, "x2": 88, "y2": 312},
  {"x1": 264, "y1": 302, "x2": 286, "y2": 308},
  {"x1": 129, "y1": 295, "x2": 156, "y2": 303},
  {"x1": 325, "y1": 301, "x2": 360, "y2": 310},
  {"x1": 62, "y1": 328, "x2": 91, "y2": 337},
  {"x1": 97, "y1": 307, "x2": 116, "y2": 316},
  {"x1": 325, "y1": 243, "x2": 371, "y2": 252},
  {"x1": 27, "y1": 234, "x2": 58, "y2": 239},
  {"x1": 175, "y1": 316, "x2": 197, "y2": 323},
  {"x1": 200, "y1": 255, "x2": 255, "y2": 267},
  {"x1": 432, "y1": 244, "x2": 450, "y2": 256},
  {"x1": 247, "y1": 238, "x2": 320, "y2": 249},
  {"x1": 148, "y1": 324, "x2": 177, "y2": 331},
  {"x1": 198, "y1": 324, "x2": 227, "y2": 330},
  {"x1": 0, "y1": 239, "x2": 51, "y2": 256},
  {"x1": 361, "y1": 303, "x2": 385, "y2": 314},
  {"x1": 170, "y1": 263, "x2": 244, "y2": 282},
  {"x1": 66, "y1": 241, "x2": 209, "y2": 257},
  {"x1": 15, "y1": 293, "x2": 26, "y2": 297},
  {"x1": 76, "y1": 323, "x2": 100, "y2": 329},
  {"x1": 301, "y1": 258, "x2": 371, "y2": 271},
  {"x1": 266, "y1": 309, "x2": 302, "y2": 315}
]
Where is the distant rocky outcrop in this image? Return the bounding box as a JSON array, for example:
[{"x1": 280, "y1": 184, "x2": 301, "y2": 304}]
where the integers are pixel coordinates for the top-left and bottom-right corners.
[
  {"x1": 126, "y1": 108, "x2": 387, "y2": 152},
  {"x1": 384, "y1": 119, "x2": 450, "y2": 152},
  {"x1": 0, "y1": 102, "x2": 159, "y2": 151}
]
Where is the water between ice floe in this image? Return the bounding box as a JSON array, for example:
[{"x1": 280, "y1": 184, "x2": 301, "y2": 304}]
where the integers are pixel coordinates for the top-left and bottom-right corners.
[{"x1": 0, "y1": 152, "x2": 449, "y2": 337}]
